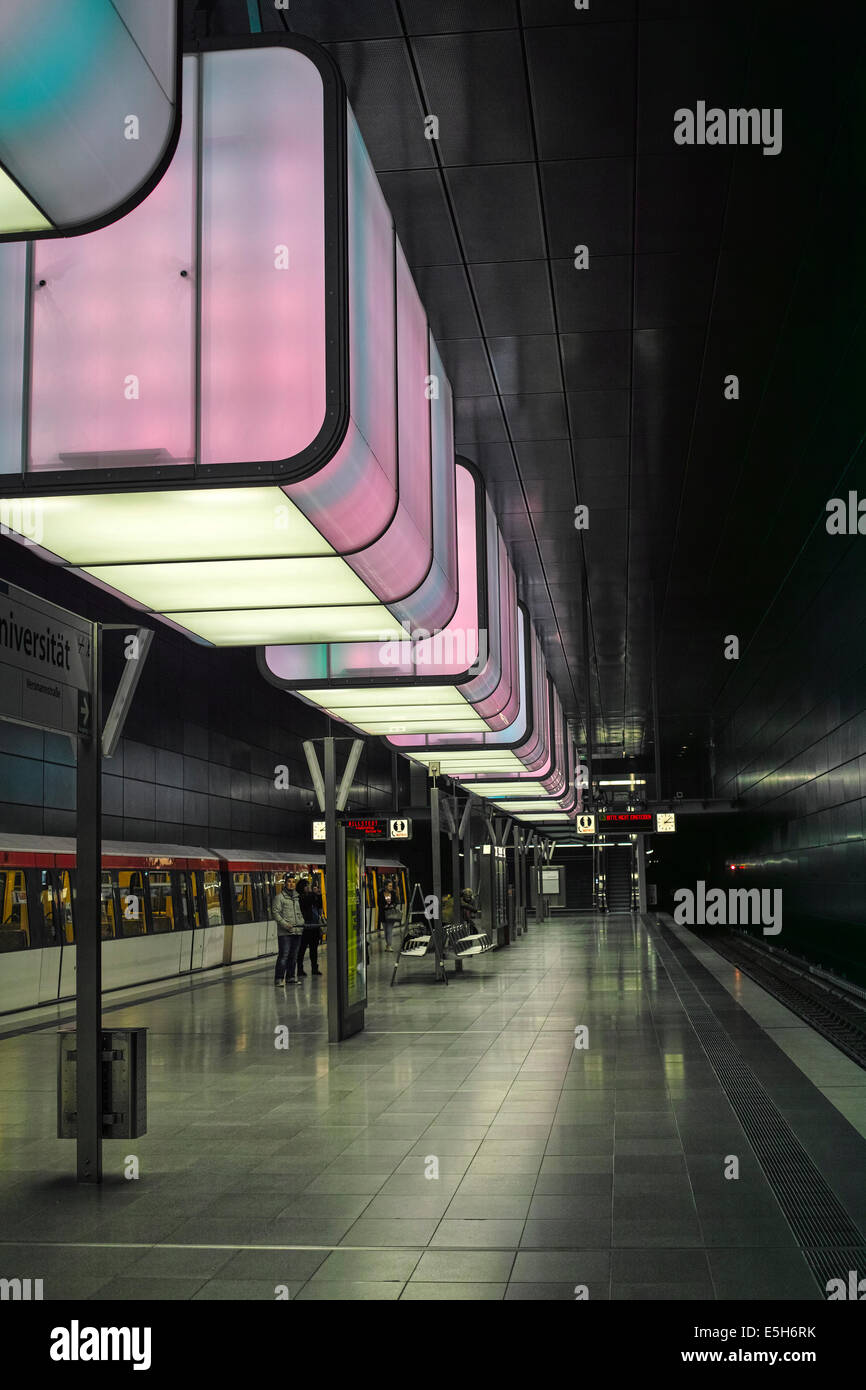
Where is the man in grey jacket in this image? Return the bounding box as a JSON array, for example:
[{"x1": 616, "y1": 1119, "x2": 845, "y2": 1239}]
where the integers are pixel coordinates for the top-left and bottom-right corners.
[{"x1": 273, "y1": 874, "x2": 305, "y2": 986}]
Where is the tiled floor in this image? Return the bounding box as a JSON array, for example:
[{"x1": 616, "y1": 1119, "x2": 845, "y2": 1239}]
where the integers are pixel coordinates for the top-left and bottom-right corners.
[{"x1": 0, "y1": 913, "x2": 864, "y2": 1300}]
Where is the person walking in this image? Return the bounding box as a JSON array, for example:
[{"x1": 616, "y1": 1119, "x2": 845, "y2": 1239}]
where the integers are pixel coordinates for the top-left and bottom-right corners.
[
  {"x1": 381, "y1": 890, "x2": 402, "y2": 952},
  {"x1": 296, "y1": 877, "x2": 323, "y2": 978},
  {"x1": 273, "y1": 873, "x2": 304, "y2": 986}
]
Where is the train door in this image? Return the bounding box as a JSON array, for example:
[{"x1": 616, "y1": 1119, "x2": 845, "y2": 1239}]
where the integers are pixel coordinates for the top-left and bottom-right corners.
[{"x1": 175, "y1": 870, "x2": 204, "y2": 971}]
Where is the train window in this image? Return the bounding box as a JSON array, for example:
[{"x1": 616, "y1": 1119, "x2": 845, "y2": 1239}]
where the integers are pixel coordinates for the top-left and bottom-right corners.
[
  {"x1": 0, "y1": 870, "x2": 30, "y2": 950},
  {"x1": 265, "y1": 872, "x2": 279, "y2": 914},
  {"x1": 175, "y1": 871, "x2": 199, "y2": 931},
  {"x1": 117, "y1": 870, "x2": 146, "y2": 937},
  {"x1": 56, "y1": 871, "x2": 75, "y2": 944},
  {"x1": 203, "y1": 870, "x2": 223, "y2": 926},
  {"x1": 148, "y1": 872, "x2": 175, "y2": 933},
  {"x1": 250, "y1": 872, "x2": 266, "y2": 921},
  {"x1": 100, "y1": 873, "x2": 119, "y2": 940},
  {"x1": 232, "y1": 872, "x2": 254, "y2": 924}
]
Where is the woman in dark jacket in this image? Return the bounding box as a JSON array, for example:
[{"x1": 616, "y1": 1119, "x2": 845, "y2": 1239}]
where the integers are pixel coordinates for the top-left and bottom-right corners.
[{"x1": 296, "y1": 878, "x2": 323, "y2": 978}]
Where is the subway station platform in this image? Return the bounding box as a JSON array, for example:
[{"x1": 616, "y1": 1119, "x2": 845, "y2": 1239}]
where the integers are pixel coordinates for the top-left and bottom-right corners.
[{"x1": 1, "y1": 915, "x2": 865, "y2": 1301}]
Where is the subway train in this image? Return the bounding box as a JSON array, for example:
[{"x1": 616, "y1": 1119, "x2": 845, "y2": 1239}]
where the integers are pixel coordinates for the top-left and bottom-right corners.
[{"x1": 0, "y1": 835, "x2": 409, "y2": 1015}]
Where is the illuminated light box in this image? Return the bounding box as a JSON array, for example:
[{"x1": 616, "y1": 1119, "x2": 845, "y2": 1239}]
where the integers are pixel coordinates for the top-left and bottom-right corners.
[
  {"x1": 0, "y1": 34, "x2": 459, "y2": 648},
  {"x1": 261, "y1": 462, "x2": 522, "y2": 735},
  {"x1": 0, "y1": 1, "x2": 181, "y2": 240},
  {"x1": 161, "y1": 606, "x2": 406, "y2": 648},
  {"x1": 388, "y1": 602, "x2": 533, "y2": 758}
]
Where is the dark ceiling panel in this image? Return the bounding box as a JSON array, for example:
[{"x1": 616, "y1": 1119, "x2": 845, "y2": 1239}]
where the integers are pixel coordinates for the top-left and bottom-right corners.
[
  {"x1": 525, "y1": 23, "x2": 636, "y2": 161},
  {"x1": 567, "y1": 390, "x2": 630, "y2": 438},
  {"x1": 552, "y1": 255, "x2": 632, "y2": 333},
  {"x1": 402, "y1": 0, "x2": 518, "y2": 33},
  {"x1": 454, "y1": 395, "x2": 508, "y2": 445},
  {"x1": 515, "y1": 439, "x2": 572, "y2": 478},
  {"x1": 446, "y1": 163, "x2": 545, "y2": 261},
  {"x1": 327, "y1": 40, "x2": 436, "y2": 170},
  {"x1": 412, "y1": 264, "x2": 479, "y2": 338},
  {"x1": 502, "y1": 392, "x2": 570, "y2": 441},
  {"x1": 635, "y1": 152, "x2": 730, "y2": 254},
  {"x1": 520, "y1": 0, "x2": 637, "y2": 22},
  {"x1": 470, "y1": 261, "x2": 555, "y2": 336},
  {"x1": 541, "y1": 158, "x2": 634, "y2": 259},
  {"x1": 634, "y1": 251, "x2": 717, "y2": 329},
  {"x1": 271, "y1": 0, "x2": 401, "y2": 39},
  {"x1": 438, "y1": 338, "x2": 497, "y2": 396},
  {"x1": 573, "y1": 437, "x2": 629, "y2": 477},
  {"x1": 561, "y1": 332, "x2": 632, "y2": 391},
  {"x1": 378, "y1": 170, "x2": 461, "y2": 265},
  {"x1": 411, "y1": 31, "x2": 534, "y2": 165},
  {"x1": 488, "y1": 336, "x2": 562, "y2": 395}
]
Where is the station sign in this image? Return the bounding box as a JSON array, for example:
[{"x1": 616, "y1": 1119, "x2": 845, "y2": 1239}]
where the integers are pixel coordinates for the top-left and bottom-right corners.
[
  {"x1": 0, "y1": 581, "x2": 93, "y2": 736},
  {"x1": 312, "y1": 817, "x2": 412, "y2": 842},
  {"x1": 598, "y1": 812, "x2": 655, "y2": 831},
  {"x1": 576, "y1": 814, "x2": 596, "y2": 834}
]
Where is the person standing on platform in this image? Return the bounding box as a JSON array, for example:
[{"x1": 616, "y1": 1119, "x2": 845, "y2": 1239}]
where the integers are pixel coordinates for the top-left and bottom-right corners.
[
  {"x1": 273, "y1": 874, "x2": 304, "y2": 986},
  {"x1": 296, "y1": 877, "x2": 323, "y2": 978},
  {"x1": 381, "y1": 891, "x2": 402, "y2": 952}
]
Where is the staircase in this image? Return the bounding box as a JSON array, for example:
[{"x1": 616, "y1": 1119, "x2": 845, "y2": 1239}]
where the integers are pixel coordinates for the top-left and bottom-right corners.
[{"x1": 604, "y1": 846, "x2": 634, "y2": 913}]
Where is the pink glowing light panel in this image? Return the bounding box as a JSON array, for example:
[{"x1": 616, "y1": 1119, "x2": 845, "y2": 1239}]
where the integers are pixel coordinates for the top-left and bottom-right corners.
[
  {"x1": 29, "y1": 59, "x2": 197, "y2": 471},
  {"x1": 283, "y1": 106, "x2": 396, "y2": 550},
  {"x1": 27, "y1": 46, "x2": 328, "y2": 474},
  {"x1": 200, "y1": 47, "x2": 326, "y2": 465}
]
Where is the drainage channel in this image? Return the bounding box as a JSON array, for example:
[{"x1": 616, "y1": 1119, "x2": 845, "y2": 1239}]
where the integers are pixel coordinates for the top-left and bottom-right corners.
[{"x1": 646, "y1": 916, "x2": 866, "y2": 1298}]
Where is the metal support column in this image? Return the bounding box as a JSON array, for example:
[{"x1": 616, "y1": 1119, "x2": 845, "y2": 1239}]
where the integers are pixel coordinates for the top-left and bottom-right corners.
[
  {"x1": 76, "y1": 622, "x2": 102, "y2": 1183},
  {"x1": 429, "y1": 772, "x2": 446, "y2": 982},
  {"x1": 324, "y1": 738, "x2": 340, "y2": 1043},
  {"x1": 533, "y1": 842, "x2": 543, "y2": 921},
  {"x1": 512, "y1": 824, "x2": 523, "y2": 935},
  {"x1": 636, "y1": 836, "x2": 647, "y2": 913},
  {"x1": 461, "y1": 797, "x2": 473, "y2": 895},
  {"x1": 450, "y1": 795, "x2": 462, "y2": 971}
]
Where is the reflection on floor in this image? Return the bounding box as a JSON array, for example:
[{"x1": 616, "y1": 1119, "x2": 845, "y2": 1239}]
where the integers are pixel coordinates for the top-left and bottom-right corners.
[{"x1": 1, "y1": 913, "x2": 864, "y2": 1300}]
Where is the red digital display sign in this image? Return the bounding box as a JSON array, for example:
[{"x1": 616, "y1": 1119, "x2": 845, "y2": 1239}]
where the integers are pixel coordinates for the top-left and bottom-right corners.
[
  {"x1": 343, "y1": 818, "x2": 388, "y2": 839},
  {"x1": 598, "y1": 812, "x2": 654, "y2": 829}
]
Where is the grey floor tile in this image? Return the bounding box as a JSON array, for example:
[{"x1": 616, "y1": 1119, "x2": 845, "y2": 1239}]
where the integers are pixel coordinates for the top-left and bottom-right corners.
[
  {"x1": 192, "y1": 1279, "x2": 301, "y2": 1300},
  {"x1": 611, "y1": 1282, "x2": 714, "y2": 1300},
  {"x1": 218, "y1": 1248, "x2": 329, "y2": 1281},
  {"x1": 400, "y1": 1282, "x2": 506, "y2": 1300},
  {"x1": 511, "y1": 1250, "x2": 611, "y2": 1283},
  {"x1": 340, "y1": 1218, "x2": 439, "y2": 1246},
  {"x1": 707, "y1": 1249, "x2": 822, "y2": 1300},
  {"x1": 89, "y1": 1277, "x2": 208, "y2": 1300},
  {"x1": 295, "y1": 1281, "x2": 405, "y2": 1300},
  {"x1": 520, "y1": 1219, "x2": 611, "y2": 1248},
  {"x1": 611, "y1": 1217, "x2": 704, "y2": 1247},
  {"x1": 429, "y1": 1219, "x2": 526, "y2": 1248},
  {"x1": 411, "y1": 1249, "x2": 516, "y2": 1282},
  {"x1": 313, "y1": 1248, "x2": 422, "y2": 1282},
  {"x1": 445, "y1": 1194, "x2": 531, "y2": 1219}
]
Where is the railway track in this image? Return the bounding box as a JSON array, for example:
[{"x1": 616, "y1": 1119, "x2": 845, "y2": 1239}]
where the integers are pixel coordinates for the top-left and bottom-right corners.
[{"x1": 695, "y1": 925, "x2": 866, "y2": 1070}]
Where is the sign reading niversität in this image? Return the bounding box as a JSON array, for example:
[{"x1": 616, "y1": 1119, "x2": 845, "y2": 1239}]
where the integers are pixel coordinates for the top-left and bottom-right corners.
[{"x1": 0, "y1": 582, "x2": 93, "y2": 736}]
